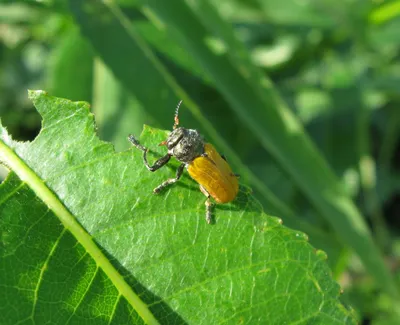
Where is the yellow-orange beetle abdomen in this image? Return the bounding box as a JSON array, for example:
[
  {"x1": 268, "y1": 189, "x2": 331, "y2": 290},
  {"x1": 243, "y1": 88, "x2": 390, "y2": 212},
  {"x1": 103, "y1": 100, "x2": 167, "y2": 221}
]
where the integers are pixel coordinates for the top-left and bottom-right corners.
[{"x1": 187, "y1": 143, "x2": 239, "y2": 203}]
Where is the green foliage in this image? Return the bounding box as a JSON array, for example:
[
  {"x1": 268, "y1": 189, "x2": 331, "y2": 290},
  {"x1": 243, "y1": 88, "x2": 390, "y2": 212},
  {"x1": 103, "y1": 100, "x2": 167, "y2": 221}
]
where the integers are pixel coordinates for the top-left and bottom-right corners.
[
  {"x1": 0, "y1": 91, "x2": 356, "y2": 324},
  {"x1": 66, "y1": 0, "x2": 398, "y2": 300},
  {"x1": 1, "y1": 0, "x2": 400, "y2": 324}
]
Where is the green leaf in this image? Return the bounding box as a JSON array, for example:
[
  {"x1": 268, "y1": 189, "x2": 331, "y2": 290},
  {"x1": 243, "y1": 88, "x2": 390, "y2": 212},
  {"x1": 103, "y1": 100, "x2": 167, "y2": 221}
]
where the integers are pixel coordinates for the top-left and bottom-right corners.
[
  {"x1": 92, "y1": 58, "x2": 153, "y2": 152},
  {"x1": 66, "y1": 0, "x2": 398, "y2": 301},
  {"x1": 369, "y1": 0, "x2": 400, "y2": 24},
  {"x1": 132, "y1": 0, "x2": 398, "y2": 299},
  {"x1": 0, "y1": 91, "x2": 356, "y2": 324},
  {"x1": 48, "y1": 25, "x2": 94, "y2": 102},
  {"x1": 256, "y1": 0, "x2": 336, "y2": 28},
  {"x1": 67, "y1": 0, "x2": 329, "y2": 242}
]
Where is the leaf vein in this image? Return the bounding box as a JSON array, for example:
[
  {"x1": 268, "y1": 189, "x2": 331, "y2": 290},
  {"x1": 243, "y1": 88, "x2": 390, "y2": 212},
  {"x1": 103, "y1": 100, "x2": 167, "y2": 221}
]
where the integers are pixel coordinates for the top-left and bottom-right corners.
[{"x1": 31, "y1": 228, "x2": 66, "y2": 322}]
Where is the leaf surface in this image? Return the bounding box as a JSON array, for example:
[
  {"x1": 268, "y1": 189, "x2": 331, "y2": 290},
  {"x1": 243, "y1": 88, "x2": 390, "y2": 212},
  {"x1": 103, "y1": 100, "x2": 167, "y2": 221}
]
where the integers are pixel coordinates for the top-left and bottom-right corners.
[
  {"x1": 66, "y1": 1, "x2": 398, "y2": 299},
  {"x1": 0, "y1": 91, "x2": 356, "y2": 324}
]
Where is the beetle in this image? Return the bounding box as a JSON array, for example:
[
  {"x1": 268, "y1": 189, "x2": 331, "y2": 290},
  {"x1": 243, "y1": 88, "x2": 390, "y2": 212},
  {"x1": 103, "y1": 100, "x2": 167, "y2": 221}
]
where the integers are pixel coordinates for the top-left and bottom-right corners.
[{"x1": 128, "y1": 100, "x2": 239, "y2": 224}]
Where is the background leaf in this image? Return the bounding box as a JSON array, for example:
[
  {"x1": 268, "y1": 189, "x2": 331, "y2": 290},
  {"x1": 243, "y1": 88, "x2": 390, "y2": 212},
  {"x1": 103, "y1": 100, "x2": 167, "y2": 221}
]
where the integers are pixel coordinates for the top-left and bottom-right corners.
[
  {"x1": 1, "y1": 0, "x2": 400, "y2": 323},
  {"x1": 0, "y1": 91, "x2": 356, "y2": 324},
  {"x1": 67, "y1": 0, "x2": 398, "y2": 301}
]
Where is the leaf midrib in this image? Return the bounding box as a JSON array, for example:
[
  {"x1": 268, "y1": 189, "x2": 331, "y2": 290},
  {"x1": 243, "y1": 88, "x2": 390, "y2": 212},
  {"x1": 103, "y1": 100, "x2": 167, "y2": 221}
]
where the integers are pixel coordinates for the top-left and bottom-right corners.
[{"x1": 0, "y1": 138, "x2": 160, "y2": 325}]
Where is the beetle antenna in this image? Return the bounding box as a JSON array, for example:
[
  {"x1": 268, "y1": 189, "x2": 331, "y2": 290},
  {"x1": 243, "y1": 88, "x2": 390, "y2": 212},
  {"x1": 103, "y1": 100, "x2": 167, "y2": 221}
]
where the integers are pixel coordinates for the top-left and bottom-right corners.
[{"x1": 173, "y1": 100, "x2": 182, "y2": 129}]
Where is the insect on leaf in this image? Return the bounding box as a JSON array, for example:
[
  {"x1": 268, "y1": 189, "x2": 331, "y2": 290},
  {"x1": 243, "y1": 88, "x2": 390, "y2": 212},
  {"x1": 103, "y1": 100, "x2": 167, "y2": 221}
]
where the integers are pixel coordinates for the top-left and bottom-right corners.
[{"x1": 0, "y1": 91, "x2": 357, "y2": 324}]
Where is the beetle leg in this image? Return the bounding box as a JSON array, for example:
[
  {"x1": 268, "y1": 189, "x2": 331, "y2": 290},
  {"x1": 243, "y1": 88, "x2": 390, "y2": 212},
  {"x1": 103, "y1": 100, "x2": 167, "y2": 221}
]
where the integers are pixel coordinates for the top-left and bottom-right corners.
[
  {"x1": 128, "y1": 134, "x2": 171, "y2": 172},
  {"x1": 128, "y1": 134, "x2": 147, "y2": 151},
  {"x1": 154, "y1": 163, "x2": 185, "y2": 194},
  {"x1": 199, "y1": 185, "x2": 213, "y2": 224},
  {"x1": 143, "y1": 152, "x2": 171, "y2": 172}
]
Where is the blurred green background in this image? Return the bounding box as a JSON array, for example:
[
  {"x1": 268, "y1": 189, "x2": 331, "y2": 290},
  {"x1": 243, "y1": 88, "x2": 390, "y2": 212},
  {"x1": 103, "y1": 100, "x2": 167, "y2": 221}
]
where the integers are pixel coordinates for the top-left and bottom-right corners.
[{"x1": 0, "y1": 0, "x2": 399, "y2": 324}]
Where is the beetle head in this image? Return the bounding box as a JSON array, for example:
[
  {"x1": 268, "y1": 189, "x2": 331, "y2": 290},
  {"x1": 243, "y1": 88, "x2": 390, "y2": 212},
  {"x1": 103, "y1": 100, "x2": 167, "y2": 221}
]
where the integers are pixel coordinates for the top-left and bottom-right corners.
[
  {"x1": 165, "y1": 127, "x2": 204, "y2": 163},
  {"x1": 159, "y1": 100, "x2": 204, "y2": 163}
]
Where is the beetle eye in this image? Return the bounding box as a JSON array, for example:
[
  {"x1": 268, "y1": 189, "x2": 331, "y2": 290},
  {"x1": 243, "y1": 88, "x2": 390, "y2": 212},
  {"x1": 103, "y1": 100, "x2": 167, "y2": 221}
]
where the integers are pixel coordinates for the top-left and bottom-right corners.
[
  {"x1": 167, "y1": 134, "x2": 184, "y2": 149},
  {"x1": 166, "y1": 128, "x2": 185, "y2": 149}
]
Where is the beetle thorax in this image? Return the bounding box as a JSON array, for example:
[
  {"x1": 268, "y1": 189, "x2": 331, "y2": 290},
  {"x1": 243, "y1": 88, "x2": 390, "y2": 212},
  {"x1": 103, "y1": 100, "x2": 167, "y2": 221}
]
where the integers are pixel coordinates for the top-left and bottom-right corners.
[{"x1": 166, "y1": 127, "x2": 204, "y2": 163}]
